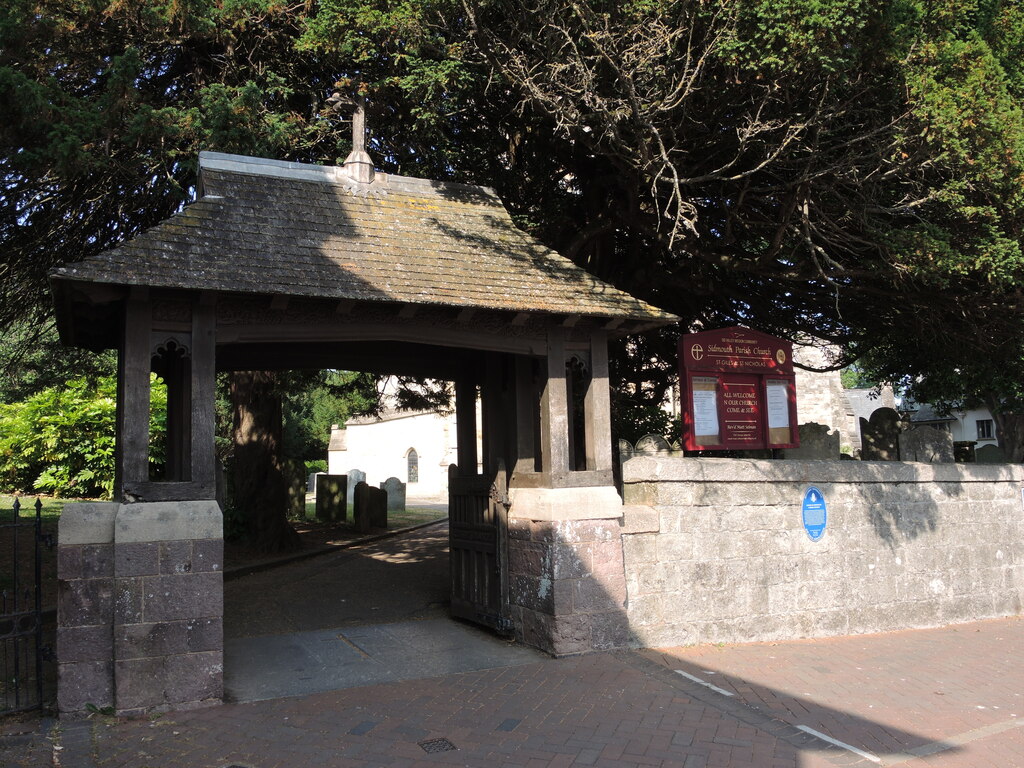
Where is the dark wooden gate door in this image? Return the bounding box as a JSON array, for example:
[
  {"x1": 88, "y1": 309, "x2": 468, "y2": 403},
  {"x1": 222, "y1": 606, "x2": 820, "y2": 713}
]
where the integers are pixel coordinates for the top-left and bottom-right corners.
[{"x1": 448, "y1": 464, "x2": 510, "y2": 633}]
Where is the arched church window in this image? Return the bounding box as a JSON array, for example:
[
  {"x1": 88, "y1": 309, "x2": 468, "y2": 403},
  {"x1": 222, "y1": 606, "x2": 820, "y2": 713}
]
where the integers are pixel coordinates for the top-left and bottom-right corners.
[{"x1": 407, "y1": 448, "x2": 419, "y2": 483}]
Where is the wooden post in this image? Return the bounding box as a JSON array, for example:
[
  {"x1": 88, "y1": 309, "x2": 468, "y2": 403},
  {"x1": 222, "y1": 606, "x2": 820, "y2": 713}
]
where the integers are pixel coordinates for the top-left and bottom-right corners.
[
  {"x1": 584, "y1": 329, "x2": 613, "y2": 472},
  {"x1": 190, "y1": 293, "x2": 217, "y2": 495},
  {"x1": 540, "y1": 327, "x2": 570, "y2": 484},
  {"x1": 513, "y1": 355, "x2": 537, "y2": 478},
  {"x1": 481, "y1": 353, "x2": 504, "y2": 477},
  {"x1": 455, "y1": 377, "x2": 478, "y2": 477},
  {"x1": 116, "y1": 291, "x2": 152, "y2": 499}
]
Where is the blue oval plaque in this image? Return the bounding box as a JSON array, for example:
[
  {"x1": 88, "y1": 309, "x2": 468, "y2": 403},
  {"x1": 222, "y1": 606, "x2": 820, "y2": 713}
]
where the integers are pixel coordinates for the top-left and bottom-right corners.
[{"x1": 802, "y1": 486, "x2": 827, "y2": 542}]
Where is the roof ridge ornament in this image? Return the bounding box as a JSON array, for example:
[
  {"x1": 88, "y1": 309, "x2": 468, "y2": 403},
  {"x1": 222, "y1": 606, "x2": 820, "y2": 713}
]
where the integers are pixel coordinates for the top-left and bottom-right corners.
[{"x1": 328, "y1": 89, "x2": 375, "y2": 184}]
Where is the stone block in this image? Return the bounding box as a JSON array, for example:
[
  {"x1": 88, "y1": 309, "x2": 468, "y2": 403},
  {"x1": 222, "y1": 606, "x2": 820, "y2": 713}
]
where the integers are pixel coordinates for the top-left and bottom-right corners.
[
  {"x1": 114, "y1": 656, "x2": 168, "y2": 712},
  {"x1": 159, "y1": 540, "x2": 193, "y2": 574},
  {"x1": 626, "y1": 594, "x2": 664, "y2": 627},
  {"x1": 590, "y1": 611, "x2": 634, "y2": 650},
  {"x1": 165, "y1": 651, "x2": 223, "y2": 706},
  {"x1": 114, "y1": 500, "x2": 222, "y2": 544},
  {"x1": 82, "y1": 544, "x2": 115, "y2": 579},
  {"x1": 115, "y1": 542, "x2": 160, "y2": 577},
  {"x1": 58, "y1": 545, "x2": 83, "y2": 580},
  {"x1": 549, "y1": 614, "x2": 592, "y2": 657},
  {"x1": 141, "y1": 573, "x2": 222, "y2": 623},
  {"x1": 510, "y1": 574, "x2": 553, "y2": 614},
  {"x1": 58, "y1": 578, "x2": 113, "y2": 628},
  {"x1": 186, "y1": 617, "x2": 223, "y2": 653},
  {"x1": 115, "y1": 622, "x2": 189, "y2": 660},
  {"x1": 192, "y1": 538, "x2": 223, "y2": 573},
  {"x1": 621, "y1": 533, "x2": 658, "y2": 565},
  {"x1": 57, "y1": 625, "x2": 112, "y2": 663},
  {"x1": 508, "y1": 518, "x2": 532, "y2": 540},
  {"x1": 58, "y1": 660, "x2": 113, "y2": 714},
  {"x1": 58, "y1": 502, "x2": 118, "y2": 546},
  {"x1": 573, "y1": 575, "x2": 625, "y2": 613},
  {"x1": 113, "y1": 577, "x2": 144, "y2": 625},
  {"x1": 507, "y1": 541, "x2": 548, "y2": 577},
  {"x1": 552, "y1": 543, "x2": 590, "y2": 579}
]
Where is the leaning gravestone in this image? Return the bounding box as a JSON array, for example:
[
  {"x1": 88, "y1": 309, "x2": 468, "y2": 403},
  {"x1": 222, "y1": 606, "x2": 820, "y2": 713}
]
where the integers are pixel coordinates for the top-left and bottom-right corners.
[
  {"x1": 380, "y1": 477, "x2": 406, "y2": 511},
  {"x1": 898, "y1": 425, "x2": 955, "y2": 463},
  {"x1": 975, "y1": 444, "x2": 1007, "y2": 464},
  {"x1": 353, "y1": 481, "x2": 387, "y2": 533},
  {"x1": 782, "y1": 423, "x2": 839, "y2": 460},
  {"x1": 315, "y1": 475, "x2": 347, "y2": 522},
  {"x1": 860, "y1": 407, "x2": 902, "y2": 461},
  {"x1": 635, "y1": 434, "x2": 672, "y2": 454},
  {"x1": 346, "y1": 468, "x2": 366, "y2": 504}
]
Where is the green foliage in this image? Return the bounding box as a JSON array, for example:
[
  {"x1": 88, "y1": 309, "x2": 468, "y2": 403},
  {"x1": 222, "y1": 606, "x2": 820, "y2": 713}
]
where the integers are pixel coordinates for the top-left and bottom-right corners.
[
  {"x1": 0, "y1": 374, "x2": 166, "y2": 498},
  {"x1": 281, "y1": 370, "x2": 377, "y2": 461}
]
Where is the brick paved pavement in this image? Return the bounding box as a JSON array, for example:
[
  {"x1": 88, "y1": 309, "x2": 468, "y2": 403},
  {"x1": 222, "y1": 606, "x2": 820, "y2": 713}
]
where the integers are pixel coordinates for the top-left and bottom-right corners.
[{"x1": 2, "y1": 617, "x2": 1021, "y2": 767}]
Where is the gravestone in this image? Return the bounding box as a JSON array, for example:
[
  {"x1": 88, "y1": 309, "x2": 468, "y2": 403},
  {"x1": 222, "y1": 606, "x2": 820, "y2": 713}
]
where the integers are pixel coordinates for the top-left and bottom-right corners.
[
  {"x1": 307, "y1": 472, "x2": 326, "y2": 494},
  {"x1": 380, "y1": 477, "x2": 406, "y2": 511},
  {"x1": 353, "y1": 481, "x2": 387, "y2": 533},
  {"x1": 975, "y1": 444, "x2": 1007, "y2": 463},
  {"x1": 860, "y1": 407, "x2": 902, "y2": 461},
  {"x1": 898, "y1": 425, "x2": 955, "y2": 463},
  {"x1": 284, "y1": 459, "x2": 307, "y2": 518},
  {"x1": 618, "y1": 439, "x2": 634, "y2": 464},
  {"x1": 635, "y1": 434, "x2": 672, "y2": 454},
  {"x1": 346, "y1": 468, "x2": 366, "y2": 504},
  {"x1": 315, "y1": 475, "x2": 347, "y2": 522},
  {"x1": 782, "y1": 423, "x2": 839, "y2": 460}
]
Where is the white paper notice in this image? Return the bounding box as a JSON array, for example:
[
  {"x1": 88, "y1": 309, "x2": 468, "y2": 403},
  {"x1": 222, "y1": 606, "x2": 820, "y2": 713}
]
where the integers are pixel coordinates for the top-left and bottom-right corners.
[
  {"x1": 692, "y1": 386, "x2": 720, "y2": 438},
  {"x1": 766, "y1": 381, "x2": 790, "y2": 429}
]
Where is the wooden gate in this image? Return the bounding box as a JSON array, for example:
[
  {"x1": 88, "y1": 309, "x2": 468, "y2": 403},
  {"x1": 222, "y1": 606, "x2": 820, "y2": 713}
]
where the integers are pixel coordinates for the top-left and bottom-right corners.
[{"x1": 448, "y1": 464, "x2": 511, "y2": 633}]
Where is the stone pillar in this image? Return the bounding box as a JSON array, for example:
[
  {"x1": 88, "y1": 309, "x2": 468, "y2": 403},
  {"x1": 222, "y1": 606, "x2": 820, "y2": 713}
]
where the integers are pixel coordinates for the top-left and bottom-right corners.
[
  {"x1": 508, "y1": 515, "x2": 630, "y2": 656},
  {"x1": 57, "y1": 503, "x2": 119, "y2": 713},
  {"x1": 506, "y1": 487, "x2": 630, "y2": 656},
  {"x1": 58, "y1": 501, "x2": 223, "y2": 716}
]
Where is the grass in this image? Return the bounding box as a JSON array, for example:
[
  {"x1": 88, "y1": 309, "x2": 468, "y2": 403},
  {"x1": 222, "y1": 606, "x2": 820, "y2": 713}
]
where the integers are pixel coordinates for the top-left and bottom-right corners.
[{"x1": 0, "y1": 495, "x2": 65, "y2": 523}]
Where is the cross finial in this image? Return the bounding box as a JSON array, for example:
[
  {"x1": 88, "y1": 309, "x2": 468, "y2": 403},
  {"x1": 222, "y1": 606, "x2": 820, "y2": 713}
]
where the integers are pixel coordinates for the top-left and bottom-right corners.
[{"x1": 327, "y1": 89, "x2": 375, "y2": 183}]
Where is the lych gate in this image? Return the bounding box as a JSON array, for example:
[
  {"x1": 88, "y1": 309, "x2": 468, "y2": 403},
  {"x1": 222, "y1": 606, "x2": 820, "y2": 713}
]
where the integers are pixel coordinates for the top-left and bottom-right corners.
[{"x1": 50, "y1": 150, "x2": 677, "y2": 715}]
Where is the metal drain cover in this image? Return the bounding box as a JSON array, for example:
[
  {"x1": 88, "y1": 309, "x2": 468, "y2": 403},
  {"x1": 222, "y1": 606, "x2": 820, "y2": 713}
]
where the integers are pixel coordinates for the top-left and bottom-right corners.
[{"x1": 418, "y1": 737, "x2": 458, "y2": 753}]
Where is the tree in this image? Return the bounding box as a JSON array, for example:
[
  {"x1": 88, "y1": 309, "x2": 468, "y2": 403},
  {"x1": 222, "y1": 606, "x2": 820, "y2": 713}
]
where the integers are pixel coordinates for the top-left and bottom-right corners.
[
  {"x1": 5, "y1": 0, "x2": 1024, "y2": 469},
  {"x1": 463, "y1": 0, "x2": 1024, "y2": 456},
  {"x1": 0, "y1": 374, "x2": 166, "y2": 498}
]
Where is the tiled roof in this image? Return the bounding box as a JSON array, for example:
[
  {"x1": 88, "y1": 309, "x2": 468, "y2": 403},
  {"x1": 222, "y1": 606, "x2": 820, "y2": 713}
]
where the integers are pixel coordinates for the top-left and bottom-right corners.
[{"x1": 51, "y1": 152, "x2": 677, "y2": 325}]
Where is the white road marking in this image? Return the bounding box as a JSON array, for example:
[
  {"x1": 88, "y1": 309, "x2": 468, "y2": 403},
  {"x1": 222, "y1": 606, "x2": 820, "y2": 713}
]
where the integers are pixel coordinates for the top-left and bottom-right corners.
[
  {"x1": 796, "y1": 725, "x2": 881, "y2": 763},
  {"x1": 674, "y1": 670, "x2": 735, "y2": 697}
]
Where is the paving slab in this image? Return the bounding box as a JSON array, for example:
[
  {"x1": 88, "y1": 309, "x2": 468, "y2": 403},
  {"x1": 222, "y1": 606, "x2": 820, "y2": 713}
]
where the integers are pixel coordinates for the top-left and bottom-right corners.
[{"x1": 225, "y1": 618, "x2": 546, "y2": 702}]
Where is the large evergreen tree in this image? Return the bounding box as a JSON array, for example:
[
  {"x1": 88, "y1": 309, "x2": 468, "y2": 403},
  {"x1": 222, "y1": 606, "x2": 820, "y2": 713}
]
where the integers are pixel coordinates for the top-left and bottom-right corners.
[{"x1": 3, "y1": 0, "x2": 1024, "y2": 510}]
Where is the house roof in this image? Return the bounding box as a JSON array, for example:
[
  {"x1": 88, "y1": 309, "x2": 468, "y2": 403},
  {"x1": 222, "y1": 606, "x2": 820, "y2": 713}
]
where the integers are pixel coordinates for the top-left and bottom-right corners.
[{"x1": 51, "y1": 152, "x2": 677, "y2": 332}]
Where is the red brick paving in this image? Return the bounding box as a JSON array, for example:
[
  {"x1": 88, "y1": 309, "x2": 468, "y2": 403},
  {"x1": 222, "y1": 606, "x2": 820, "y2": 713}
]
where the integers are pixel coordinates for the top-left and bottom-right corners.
[{"x1": 3, "y1": 617, "x2": 1022, "y2": 767}]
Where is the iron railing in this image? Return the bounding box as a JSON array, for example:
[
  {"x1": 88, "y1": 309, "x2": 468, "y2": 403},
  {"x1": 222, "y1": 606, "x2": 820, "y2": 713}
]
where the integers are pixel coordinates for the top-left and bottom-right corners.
[{"x1": 1, "y1": 498, "x2": 46, "y2": 714}]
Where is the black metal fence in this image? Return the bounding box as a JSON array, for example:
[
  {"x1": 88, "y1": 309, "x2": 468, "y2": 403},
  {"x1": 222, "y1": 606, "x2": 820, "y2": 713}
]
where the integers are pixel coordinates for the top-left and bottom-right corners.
[{"x1": 1, "y1": 498, "x2": 47, "y2": 714}]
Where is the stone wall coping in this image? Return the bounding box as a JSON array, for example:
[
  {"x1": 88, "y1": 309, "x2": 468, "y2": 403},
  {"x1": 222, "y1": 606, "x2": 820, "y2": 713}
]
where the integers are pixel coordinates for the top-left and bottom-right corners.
[
  {"x1": 114, "y1": 501, "x2": 223, "y2": 543},
  {"x1": 58, "y1": 502, "x2": 119, "y2": 545},
  {"x1": 621, "y1": 456, "x2": 1024, "y2": 484},
  {"x1": 509, "y1": 486, "x2": 624, "y2": 521}
]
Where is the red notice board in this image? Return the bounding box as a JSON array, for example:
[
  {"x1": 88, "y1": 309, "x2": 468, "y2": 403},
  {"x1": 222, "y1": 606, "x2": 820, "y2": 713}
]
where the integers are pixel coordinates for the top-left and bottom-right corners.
[{"x1": 680, "y1": 326, "x2": 799, "y2": 451}]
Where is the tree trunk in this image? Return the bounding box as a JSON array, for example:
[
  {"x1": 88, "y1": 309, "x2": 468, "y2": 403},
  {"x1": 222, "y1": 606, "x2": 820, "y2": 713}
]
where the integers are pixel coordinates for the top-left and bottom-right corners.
[
  {"x1": 230, "y1": 371, "x2": 301, "y2": 552},
  {"x1": 984, "y1": 392, "x2": 1024, "y2": 463}
]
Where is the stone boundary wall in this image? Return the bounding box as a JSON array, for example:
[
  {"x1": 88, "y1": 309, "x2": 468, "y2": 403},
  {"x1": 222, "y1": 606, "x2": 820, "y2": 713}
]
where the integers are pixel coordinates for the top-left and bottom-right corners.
[
  {"x1": 58, "y1": 501, "x2": 223, "y2": 716},
  {"x1": 620, "y1": 457, "x2": 1024, "y2": 647}
]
